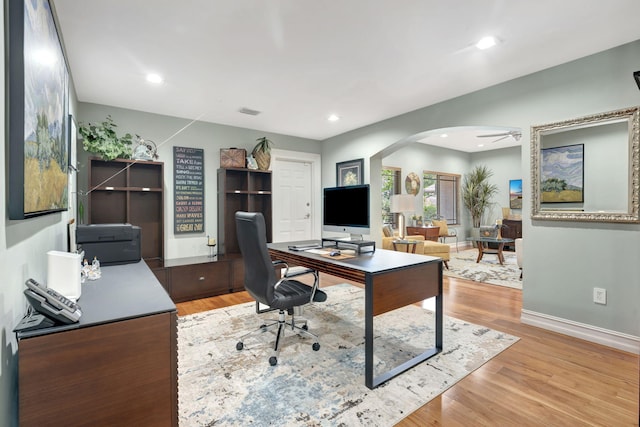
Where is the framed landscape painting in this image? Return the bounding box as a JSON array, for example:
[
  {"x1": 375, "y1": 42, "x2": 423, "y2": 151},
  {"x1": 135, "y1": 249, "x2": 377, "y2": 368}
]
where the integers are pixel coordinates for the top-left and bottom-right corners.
[
  {"x1": 541, "y1": 144, "x2": 584, "y2": 203},
  {"x1": 509, "y1": 179, "x2": 522, "y2": 209},
  {"x1": 7, "y1": 0, "x2": 69, "y2": 219}
]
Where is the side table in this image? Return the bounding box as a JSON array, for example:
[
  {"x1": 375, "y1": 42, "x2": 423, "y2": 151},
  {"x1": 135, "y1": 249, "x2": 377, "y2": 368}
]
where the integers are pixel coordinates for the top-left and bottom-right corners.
[
  {"x1": 467, "y1": 237, "x2": 514, "y2": 265},
  {"x1": 392, "y1": 239, "x2": 419, "y2": 253}
]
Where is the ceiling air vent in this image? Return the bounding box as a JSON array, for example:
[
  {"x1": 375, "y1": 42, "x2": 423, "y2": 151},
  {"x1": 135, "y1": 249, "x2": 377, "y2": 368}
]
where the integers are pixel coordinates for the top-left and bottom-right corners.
[{"x1": 238, "y1": 107, "x2": 261, "y2": 116}]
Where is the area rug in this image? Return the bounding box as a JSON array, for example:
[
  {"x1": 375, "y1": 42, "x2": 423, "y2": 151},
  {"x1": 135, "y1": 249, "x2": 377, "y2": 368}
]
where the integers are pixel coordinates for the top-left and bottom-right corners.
[
  {"x1": 178, "y1": 284, "x2": 519, "y2": 426},
  {"x1": 445, "y1": 248, "x2": 522, "y2": 290}
]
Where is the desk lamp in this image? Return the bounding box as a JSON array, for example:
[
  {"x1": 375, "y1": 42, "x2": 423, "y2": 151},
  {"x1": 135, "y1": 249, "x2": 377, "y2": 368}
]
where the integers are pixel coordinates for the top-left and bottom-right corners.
[{"x1": 390, "y1": 194, "x2": 415, "y2": 239}]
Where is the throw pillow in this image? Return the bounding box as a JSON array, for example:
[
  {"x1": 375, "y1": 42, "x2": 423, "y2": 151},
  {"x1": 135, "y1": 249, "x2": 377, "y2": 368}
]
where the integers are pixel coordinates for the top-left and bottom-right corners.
[
  {"x1": 431, "y1": 220, "x2": 448, "y2": 236},
  {"x1": 382, "y1": 225, "x2": 394, "y2": 237}
]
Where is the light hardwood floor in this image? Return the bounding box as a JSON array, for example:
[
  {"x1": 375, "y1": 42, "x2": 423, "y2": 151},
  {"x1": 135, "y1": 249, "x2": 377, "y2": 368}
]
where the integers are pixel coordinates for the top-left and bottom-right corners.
[{"x1": 176, "y1": 273, "x2": 639, "y2": 426}]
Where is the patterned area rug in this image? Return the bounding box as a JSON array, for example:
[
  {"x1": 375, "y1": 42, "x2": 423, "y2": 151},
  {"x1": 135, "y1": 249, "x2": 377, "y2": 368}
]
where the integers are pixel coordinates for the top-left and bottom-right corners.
[
  {"x1": 445, "y1": 248, "x2": 522, "y2": 290},
  {"x1": 178, "y1": 284, "x2": 519, "y2": 426}
]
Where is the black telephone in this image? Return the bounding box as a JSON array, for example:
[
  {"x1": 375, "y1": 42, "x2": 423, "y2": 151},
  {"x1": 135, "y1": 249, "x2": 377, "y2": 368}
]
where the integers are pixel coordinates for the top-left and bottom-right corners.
[{"x1": 23, "y1": 278, "x2": 82, "y2": 324}]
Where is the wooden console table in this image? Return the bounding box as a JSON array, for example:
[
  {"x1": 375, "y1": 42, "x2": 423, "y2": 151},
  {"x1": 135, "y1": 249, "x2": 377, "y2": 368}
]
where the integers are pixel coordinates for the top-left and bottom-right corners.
[
  {"x1": 406, "y1": 225, "x2": 440, "y2": 241},
  {"x1": 17, "y1": 261, "x2": 177, "y2": 426}
]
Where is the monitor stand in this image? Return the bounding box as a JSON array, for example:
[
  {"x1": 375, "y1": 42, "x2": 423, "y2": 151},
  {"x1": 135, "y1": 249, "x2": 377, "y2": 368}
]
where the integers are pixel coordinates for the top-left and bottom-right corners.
[{"x1": 321, "y1": 236, "x2": 375, "y2": 253}]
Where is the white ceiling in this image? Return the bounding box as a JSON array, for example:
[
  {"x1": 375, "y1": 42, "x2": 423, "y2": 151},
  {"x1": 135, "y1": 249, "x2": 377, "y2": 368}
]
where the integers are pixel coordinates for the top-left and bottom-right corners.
[{"x1": 52, "y1": 0, "x2": 640, "y2": 152}]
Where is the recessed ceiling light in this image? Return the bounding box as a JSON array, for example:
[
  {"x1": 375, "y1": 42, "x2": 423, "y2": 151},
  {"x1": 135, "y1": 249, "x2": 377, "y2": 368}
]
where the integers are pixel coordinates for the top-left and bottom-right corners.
[
  {"x1": 476, "y1": 36, "x2": 497, "y2": 50},
  {"x1": 146, "y1": 73, "x2": 163, "y2": 84},
  {"x1": 478, "y1": 143, "x2": 485, "y2": 147},
  {"x1": 440, "y1": 133, "x2": 448, "y2": 138},
  {"x1": 328, "y1": 114, "x2": 340, "y2": 122}
]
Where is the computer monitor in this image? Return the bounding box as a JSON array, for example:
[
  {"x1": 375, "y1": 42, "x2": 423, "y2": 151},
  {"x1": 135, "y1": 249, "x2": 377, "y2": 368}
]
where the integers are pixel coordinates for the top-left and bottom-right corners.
[{"x1": 322, "y1": 184, "x2": 370, "y2": 239}]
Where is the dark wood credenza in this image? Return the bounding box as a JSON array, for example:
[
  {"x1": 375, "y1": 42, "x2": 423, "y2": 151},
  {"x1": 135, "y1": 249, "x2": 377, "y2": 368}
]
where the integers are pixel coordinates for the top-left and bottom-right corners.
[
  {"x1": 17, "y1": 261, "x2": 177, "y2": 427},
  {"x1": 501, "y1": 219, "x2": 522, "y2": 250}
]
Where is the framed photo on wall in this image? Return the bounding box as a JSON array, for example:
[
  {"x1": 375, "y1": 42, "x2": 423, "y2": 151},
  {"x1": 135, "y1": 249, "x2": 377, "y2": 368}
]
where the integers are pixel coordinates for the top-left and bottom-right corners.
[
  {"x1": 7, "y1": 0, "x2": 70, "y2": 219},
  {"x1": 336, "y1": 158, "x2": 364, "y2": 186}
]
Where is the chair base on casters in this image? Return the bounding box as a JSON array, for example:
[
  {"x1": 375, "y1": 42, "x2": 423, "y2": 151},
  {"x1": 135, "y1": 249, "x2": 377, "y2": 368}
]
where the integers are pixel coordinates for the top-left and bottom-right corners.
[{"x1": 236, "y1": 308, "x2": 320, "y2": 366}]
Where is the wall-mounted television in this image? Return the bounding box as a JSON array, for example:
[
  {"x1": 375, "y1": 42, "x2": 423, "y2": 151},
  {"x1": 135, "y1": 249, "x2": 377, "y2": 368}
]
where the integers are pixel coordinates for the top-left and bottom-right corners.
[{"x1": 323, "y1": 184, "x2": 370, "y2": 238}]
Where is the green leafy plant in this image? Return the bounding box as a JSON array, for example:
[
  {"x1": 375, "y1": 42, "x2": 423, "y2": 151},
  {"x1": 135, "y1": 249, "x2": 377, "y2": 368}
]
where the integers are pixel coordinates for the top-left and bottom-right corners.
[
  {"x1": 78, "y1": 115, "x2": 134, "y2": 160},
  {"x1": 252, "y1": 136, "x2": 274, "y2": 170},
  {"x1": 461, "y1": 165, "x2": 499, "y2": 228},
  {"x1": 252, "y1": 136, "x2": 273, "y2": 154}
]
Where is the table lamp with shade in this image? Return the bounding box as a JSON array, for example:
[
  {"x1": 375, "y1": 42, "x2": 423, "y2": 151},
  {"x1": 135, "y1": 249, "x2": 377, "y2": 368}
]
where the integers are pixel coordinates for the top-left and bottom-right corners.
[{"x1": 390, "y1": 194, "x2": 415, "y2": 239}]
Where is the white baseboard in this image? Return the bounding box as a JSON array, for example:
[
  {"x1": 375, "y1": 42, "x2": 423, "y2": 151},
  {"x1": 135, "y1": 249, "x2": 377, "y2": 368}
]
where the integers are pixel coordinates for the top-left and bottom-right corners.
[{"x1": 521, "y1": 309, "x2": 640, "y2": 354}]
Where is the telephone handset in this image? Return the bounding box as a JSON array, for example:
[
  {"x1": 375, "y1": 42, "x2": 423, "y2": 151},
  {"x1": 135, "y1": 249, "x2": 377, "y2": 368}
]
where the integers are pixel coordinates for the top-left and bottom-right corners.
[{"x1": 24, "y1": 278, "x2": 82, "y2": 324}]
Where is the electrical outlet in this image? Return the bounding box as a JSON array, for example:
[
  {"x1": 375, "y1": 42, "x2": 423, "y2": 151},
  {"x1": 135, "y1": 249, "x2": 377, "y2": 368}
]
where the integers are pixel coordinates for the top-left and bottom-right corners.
[{"x1": 593, "y1": 287, "x2": 607, "y2": 305}]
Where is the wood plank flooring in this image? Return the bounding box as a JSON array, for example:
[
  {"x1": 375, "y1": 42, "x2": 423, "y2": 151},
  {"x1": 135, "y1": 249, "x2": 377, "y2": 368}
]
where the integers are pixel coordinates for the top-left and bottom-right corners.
[{"x1": 176, "y1": 274, "x2": 639, "y2": 426}]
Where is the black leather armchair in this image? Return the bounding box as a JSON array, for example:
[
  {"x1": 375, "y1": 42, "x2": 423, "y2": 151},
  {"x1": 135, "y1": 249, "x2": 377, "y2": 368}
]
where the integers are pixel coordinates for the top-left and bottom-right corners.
[{"x1": 234, "y1": 211, "x2": 327, "y2": 366}]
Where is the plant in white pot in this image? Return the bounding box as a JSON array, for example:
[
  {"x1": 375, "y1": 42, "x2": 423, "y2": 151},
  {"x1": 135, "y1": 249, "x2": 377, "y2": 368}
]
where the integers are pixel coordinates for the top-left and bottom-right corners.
[
  {"x1": 462, "y1": 165, "x2": 499, "y2": 229},
  {"x1": 252, "y1": 136, "x2": 273, "y2": 170}
]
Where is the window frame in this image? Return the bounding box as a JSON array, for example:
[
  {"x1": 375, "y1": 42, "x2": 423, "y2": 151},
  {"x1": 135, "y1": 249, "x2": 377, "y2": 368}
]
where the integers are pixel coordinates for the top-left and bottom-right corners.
[{"x1": 422, "y1": 170, "x2": 460, "y2": 225}]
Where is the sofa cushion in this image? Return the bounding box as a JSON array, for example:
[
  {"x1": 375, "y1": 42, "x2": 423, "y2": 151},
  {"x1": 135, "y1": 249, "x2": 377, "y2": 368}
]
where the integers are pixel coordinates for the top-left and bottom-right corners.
[{"x1": 382, "y1": 225, "x2": 394, "y2": 237}]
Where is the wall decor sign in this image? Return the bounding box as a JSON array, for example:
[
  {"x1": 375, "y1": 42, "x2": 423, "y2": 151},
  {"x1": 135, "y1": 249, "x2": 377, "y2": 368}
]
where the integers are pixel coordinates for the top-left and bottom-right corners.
[
  {"x1": 336, "y1": 158, "x2": 364, "y2": 186},
  {"x1": 509, "y1": 179, "x2": 523, "y2": 209},
  {"x1": 7, "y1": 0, "x2": 69, "y2": 219},
  {"x1": 174, "y1": 147, "x2": 205, "y2": 233},
  {"x1": 541, "y1": 144, "x2": 584, "y2": 203}
]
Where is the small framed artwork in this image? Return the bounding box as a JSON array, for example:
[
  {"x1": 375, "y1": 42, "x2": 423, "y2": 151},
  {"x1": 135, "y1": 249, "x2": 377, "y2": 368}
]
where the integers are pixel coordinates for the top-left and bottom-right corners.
[
  {"x1": 509, "y1": 179, "x2": 523, "y2": 209},
  {"x1": 541, "y1": 144, "x2": 584, "y2": 203},
  {"x1": 405, "y1": 172, "x2": 421, "y2": 196},
  {"x1": 336, "y1": 158, "x2": 364, "y2": 186}
]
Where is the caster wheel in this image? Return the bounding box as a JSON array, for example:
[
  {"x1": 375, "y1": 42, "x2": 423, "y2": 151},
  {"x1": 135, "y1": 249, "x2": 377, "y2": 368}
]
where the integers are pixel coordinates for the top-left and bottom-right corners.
[
  {"x1": 236, "y1": 342, "x2": 243, "y2": 351},
  {"x1": 302, "y1": 324, "x2": 308, "y2": 330},
  {"x1": 312, "y1": 342, "x2": 320, "y2": 351},
  {"x1": 269, "y1": 356, "x2": 278, "y2": 366},
  {"x1": 260, "y1": 324, "x2": 267, "y2": 332}
]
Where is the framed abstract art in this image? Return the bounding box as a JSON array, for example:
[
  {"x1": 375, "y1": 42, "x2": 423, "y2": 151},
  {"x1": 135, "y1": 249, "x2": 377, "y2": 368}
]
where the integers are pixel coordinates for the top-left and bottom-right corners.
[{"x1": 336, "y1": 158, "x2": 364, "y2": 186}]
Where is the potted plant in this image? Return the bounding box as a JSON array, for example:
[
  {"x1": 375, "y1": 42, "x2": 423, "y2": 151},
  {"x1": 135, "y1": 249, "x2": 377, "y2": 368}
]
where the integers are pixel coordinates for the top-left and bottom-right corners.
[
  {"x1": 252, "y1": 136, "x2": 273, "y2": 170},
  {"x1": 461, "y1": 165, "x2": 499, "y2": 229},
  {"x1": 78, "y1": 115, "x2": 134, "y2": 161}
]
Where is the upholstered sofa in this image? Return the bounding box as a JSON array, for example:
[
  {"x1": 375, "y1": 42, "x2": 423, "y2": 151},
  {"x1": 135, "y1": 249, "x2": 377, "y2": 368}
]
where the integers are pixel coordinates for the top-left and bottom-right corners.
[{"x1": 381, "y1": 227, "x2": 450, "y2": 269}]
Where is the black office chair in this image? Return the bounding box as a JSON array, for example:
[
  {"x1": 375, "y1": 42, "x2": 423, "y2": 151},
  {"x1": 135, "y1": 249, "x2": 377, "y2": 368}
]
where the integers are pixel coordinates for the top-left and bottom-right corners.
[{"x1": 234, "y1": 211, "x2": 327, "y2": 366}]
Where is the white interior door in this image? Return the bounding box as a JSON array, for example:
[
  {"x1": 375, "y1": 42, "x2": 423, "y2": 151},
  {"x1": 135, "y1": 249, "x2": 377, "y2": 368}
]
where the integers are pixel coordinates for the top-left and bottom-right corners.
[{"x1": 273, "y1": 158, "x2": 313, "y2": 242}]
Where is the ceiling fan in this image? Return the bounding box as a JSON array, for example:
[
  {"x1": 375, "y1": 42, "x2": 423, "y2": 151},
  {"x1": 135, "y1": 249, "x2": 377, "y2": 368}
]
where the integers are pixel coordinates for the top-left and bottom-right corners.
[{"x1": 476, "y1": 130, "x2": 522, "y2": 143}]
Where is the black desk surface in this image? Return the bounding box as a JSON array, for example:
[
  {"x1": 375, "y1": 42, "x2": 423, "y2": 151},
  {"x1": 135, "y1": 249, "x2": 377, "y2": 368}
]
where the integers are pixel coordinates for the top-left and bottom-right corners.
[
  {"x1": 269, "y1": 240, "x2": 441, "y2": 274},
  {"x1": 17, "y1": 260, "x2": 176, "y2": 339}
]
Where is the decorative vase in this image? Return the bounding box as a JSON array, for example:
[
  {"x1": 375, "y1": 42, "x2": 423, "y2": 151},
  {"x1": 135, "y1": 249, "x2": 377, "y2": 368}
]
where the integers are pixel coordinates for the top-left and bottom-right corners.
[{"x1": 253, "y1": 150, "x2": 271, "y2": 170}]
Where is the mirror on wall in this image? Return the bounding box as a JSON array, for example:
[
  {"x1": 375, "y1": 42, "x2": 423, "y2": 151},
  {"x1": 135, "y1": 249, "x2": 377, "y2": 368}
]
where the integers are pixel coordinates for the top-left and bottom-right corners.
[{"x1": 531, "y1": 106, "x2": 639, "y2": 223}]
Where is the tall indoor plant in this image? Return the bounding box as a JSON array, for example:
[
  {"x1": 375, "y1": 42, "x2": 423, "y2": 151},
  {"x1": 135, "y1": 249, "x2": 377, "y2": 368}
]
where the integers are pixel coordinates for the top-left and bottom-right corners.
[{"x1": 462, "y1": 165, "x2": 499, "y2": 228}]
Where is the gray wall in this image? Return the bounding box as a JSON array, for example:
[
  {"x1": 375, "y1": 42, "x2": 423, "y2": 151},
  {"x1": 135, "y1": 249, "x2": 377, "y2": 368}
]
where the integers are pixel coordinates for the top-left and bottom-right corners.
[
  {"x1": 76, "y1": 103, "x2": 322, "y2": 258},
  {"x1": 322, "y1": 40, "x2": 640, "y2": 338}
]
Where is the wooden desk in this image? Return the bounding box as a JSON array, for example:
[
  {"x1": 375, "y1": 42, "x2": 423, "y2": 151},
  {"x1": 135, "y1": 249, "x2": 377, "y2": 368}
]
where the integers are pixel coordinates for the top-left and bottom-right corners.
[
  {"x1": 268, "y1": 242, "x2": 443, "y2": 389},
  {"x1": 406, "y1": 225, "x2": 440, "y2": 241},
  {"x1": 17, "y1": 261, "x2": 177, "y2": 427}
]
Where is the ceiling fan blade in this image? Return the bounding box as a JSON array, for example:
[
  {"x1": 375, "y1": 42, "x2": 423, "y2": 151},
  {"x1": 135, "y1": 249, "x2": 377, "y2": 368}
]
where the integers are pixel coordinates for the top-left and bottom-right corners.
[
  {"x1": 492, "y1": 135, "x2": 509, "y2": 143},
  {"x1": 477, "y1": 132, "x2": 510, "y2": 138}
]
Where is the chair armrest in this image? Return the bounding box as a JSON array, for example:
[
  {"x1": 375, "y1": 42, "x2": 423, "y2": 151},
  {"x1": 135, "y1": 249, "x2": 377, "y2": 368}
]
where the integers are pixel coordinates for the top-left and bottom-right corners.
[{"x1": 272, "y1": 260, "x2": 320, "y2": 300}]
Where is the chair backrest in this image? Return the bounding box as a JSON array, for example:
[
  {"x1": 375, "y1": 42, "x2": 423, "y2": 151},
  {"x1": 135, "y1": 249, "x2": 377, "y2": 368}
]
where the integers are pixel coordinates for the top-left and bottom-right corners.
[
  {"x1": 431, "y1": 219, "x2": 448, "y2": 237},
  {"x1": 235, "y1": 211, "x2": 278, "y2": 306}
]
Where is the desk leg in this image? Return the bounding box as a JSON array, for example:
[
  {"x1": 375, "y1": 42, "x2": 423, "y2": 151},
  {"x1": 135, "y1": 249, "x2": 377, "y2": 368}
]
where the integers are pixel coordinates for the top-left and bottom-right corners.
[{"x1": 364, "y1": 264, "x2": 443, "y2": 389}]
